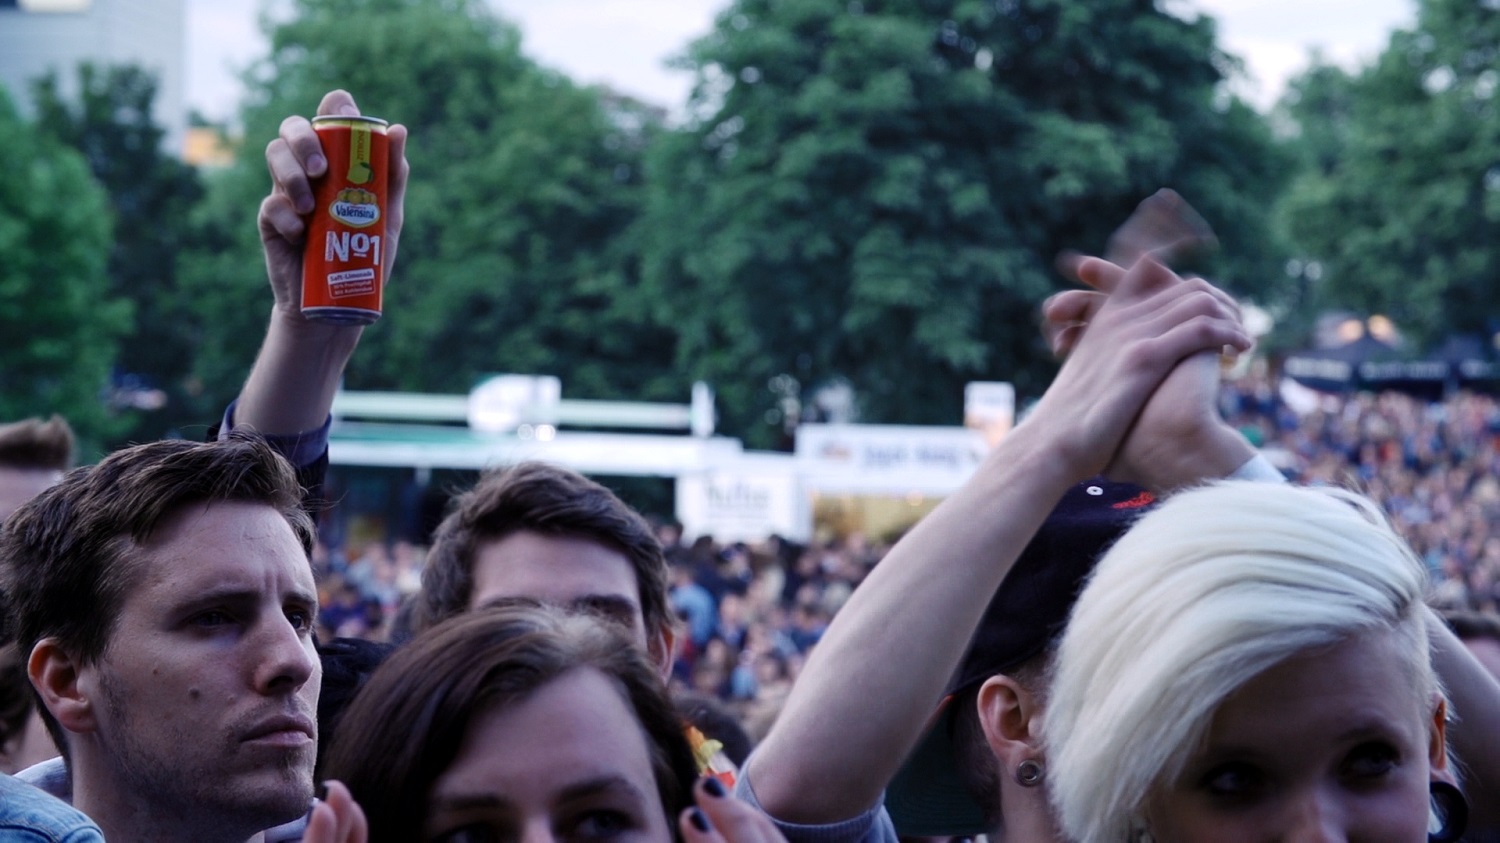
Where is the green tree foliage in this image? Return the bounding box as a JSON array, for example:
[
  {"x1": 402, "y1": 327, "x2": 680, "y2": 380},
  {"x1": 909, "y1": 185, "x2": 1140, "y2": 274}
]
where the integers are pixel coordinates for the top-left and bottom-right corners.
[
  {"x1": 641, "y1": 0, "x2": 1287, "y2": 444},
  {"x1": 178, "y1": 0, "x2": 674, "y2": 416},
  {"x1": 1278, "y1": 0, "x2": 1500, "y2": 345},
  {"x1": 0, "y1": 88, "x2": 130, "y2": 451},
  {"x1": 31, "y1": 64, "x2": 205, "y2": 443}
]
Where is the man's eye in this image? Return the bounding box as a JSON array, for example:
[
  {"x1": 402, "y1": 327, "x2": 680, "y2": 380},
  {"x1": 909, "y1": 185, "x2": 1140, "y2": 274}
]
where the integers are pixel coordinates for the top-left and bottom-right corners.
[
  {"x1": 286, "y1": 608, "x2": 314, "y2": 632},
  {"x1": 570, "y1": 809, "x2": 636, "y2": 840},
  {"x1": 1200, "y1": 762, "x2": 1264, "y2": 800},
  {"x1": 193, "y1": 610, "x2": 234, "y2": 628},
  {"x1": 1343, "y1": 742, "x2": 1400, "y2": 780}
]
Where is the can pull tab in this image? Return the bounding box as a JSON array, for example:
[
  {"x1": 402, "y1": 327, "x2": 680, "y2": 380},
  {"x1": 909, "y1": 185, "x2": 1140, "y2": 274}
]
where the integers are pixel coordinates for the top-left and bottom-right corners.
[{"x1": 347, "y1": 122, "x2": 375, "y2": 185}]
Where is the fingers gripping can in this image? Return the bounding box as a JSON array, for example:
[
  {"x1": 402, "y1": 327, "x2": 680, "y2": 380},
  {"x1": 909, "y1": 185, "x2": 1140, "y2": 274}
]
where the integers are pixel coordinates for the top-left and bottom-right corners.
[{"x1": 302, "y1": 115, "x2": 389, "y2": 324}]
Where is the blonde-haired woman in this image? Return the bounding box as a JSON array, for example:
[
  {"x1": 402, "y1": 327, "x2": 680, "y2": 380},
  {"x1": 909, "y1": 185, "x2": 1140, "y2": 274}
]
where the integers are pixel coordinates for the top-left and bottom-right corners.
[{"x1": 1044, "y1": 481, "x2": 1467, "y2": 843}]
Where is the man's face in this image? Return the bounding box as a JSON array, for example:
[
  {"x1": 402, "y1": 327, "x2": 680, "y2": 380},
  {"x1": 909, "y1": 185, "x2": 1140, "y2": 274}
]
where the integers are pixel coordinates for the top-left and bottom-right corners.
[
  {"x1": 469, "y1": 531, "x2": 669, "y2": 670},
  {"x1": 79, "y1": 501, "x2": 321, "y2": 831}
]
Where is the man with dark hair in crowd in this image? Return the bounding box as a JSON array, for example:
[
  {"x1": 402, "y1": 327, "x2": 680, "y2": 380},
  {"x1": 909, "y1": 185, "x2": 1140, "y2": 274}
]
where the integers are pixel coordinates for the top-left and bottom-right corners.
[
  {"x1": 0, "y1": 434, "x2": 321, "y2": 842},
  {"x1": 2, "y1": 88, "x2": 397, "y2": 840},
  {"x1": 413, "y1": 462, "x2": 750, "y2": 782},
  {"x1": 416, "y1": 460, "x2": 678, "y2": 675},
  {"x1": 0, "y1": 417, "x2": 101, "y2": 839},
  {"x1": 1, "y1": 415, "x2": 75, "y2": 776},
  {"x1": 0, "y1": 416, "x2": 74, "y2": 524}
]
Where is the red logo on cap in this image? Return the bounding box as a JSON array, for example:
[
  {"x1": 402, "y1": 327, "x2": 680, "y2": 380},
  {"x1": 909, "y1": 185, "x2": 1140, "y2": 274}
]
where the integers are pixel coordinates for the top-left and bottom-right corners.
[{"x1": 1113, "y1": 491, "x2": 1156, "y2": 509}]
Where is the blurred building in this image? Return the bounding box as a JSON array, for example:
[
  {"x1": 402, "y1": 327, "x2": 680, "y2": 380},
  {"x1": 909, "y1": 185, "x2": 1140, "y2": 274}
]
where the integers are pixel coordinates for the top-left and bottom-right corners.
[{"x1": 0, "y1": 0, "x2": 186, "y2": 151}]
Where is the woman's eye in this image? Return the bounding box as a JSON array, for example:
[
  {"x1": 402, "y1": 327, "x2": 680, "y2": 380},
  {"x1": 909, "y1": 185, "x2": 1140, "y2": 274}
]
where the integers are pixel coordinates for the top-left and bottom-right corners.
[
  {"x1": 433, "y1": 825, "x2": 498, "y2": 843},
  {"x1": 1343, "y1": 742, "x2": 1400, "y2": 780},
  {"x1": 1200, "y1": 763, "x2": 1264, "y2": 800},
  {"x1": 571, "y1": 810, "x2": 636, "y2": 839}
]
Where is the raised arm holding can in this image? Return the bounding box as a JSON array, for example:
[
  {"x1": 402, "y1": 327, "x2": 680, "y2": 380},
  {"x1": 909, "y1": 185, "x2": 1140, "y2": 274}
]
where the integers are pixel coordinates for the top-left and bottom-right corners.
[{"x1": 236, "y1": 90, "x2": 408, "y2": 439}]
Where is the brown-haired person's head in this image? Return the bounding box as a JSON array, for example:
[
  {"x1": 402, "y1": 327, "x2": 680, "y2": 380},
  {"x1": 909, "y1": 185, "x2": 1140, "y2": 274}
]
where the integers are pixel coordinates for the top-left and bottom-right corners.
[
  {"x1": 0, "y1": 415, "x2": 75, "y2": 522},
  {"x1": 417, "y1": 461, "x2": 676, "y2": 675},
  {"x1": 0, "y1": 415, "x2": 77, "y2": 771},
  {"x1": 0, "y1": 433, "x2": 322, "y2": 842},
  {"x1": 324, "y1": 601, "x2": 699, "y2": 843}
]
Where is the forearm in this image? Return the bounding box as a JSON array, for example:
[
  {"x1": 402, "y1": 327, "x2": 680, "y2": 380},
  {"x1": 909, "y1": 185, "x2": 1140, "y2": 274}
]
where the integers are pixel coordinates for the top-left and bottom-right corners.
[
  {"x1": 1427, "y1": 609, "x2": 1500, "y2": 832},
  {"x1": 747, "y1": 425, "x2": 1078, "y2": 823},
  {"x1": 234, "y1": 309, "x2": 362, "y2": 437}
]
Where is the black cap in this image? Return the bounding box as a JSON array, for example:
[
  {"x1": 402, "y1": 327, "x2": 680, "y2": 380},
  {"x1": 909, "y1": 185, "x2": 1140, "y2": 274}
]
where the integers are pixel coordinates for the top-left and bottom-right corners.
[{"x1": 884, "y1": 477, "x2": 1155, "y2": 836}]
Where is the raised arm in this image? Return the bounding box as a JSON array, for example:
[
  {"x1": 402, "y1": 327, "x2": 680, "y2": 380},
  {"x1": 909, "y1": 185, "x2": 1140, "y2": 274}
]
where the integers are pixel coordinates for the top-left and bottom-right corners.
[
  {"x1": 233, "y1": 89, "x2": 410, "y2": 438},
  {"x1": 743, "y1": 257, "x2": 1249, "y2": 825},
  {"x1": 1427, "y1": 611, "x2": 1500, "y2": 833}
]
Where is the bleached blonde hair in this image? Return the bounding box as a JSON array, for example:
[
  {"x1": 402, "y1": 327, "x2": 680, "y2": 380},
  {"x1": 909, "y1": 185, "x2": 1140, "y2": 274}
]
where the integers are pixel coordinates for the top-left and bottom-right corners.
[{"x1": 1042, "y1": 481, "x2": 1434, "y2": 843}]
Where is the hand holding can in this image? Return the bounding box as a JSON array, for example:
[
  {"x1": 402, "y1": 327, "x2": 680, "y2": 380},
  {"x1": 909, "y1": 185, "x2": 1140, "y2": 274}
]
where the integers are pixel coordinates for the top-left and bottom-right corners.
[{"x1": 301, "y1": 116, "x2": 390, "y2": 324}]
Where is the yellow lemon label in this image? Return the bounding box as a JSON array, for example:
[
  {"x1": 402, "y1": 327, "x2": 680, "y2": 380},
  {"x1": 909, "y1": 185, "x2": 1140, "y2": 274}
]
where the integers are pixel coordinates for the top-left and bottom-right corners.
[{"x1": 347, "y1": 122, "x2": 374, "y2": 185}]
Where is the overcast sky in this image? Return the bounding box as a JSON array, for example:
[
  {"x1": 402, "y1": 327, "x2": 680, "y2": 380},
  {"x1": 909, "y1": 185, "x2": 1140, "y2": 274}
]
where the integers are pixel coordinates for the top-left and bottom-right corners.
[{"x1": 186, "y1": 0, "x2": 1416, "y2": 122}]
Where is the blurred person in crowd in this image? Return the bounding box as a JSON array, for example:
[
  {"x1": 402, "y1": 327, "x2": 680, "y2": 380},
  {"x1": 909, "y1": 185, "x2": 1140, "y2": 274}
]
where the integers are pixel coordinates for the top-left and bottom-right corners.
[
  {"x1": 715, "y1": 592, "x2": 751, "y2": 653},
  {"x1": 656, "y1": 518, "x2": 686, "y2": 562},
  {"x1": 0, "y1": 434, "x2": 362, "y2": 842},
  {"x1": 1046, "y1": 481, "x2": 1467, "y2": 842},
  {"x1": 415, "y1": 461, "x2": 677, "y2": 676},
  {"x1": 1443, "y1": 609, "x2": 1500, "y2": 682},
  {"x1": 674, "y1": 560, "x2": 719, "y2": 652},
  {"x1": 0, "y1": 416, "x2": 73, "y2": 524},
  {"x1": 322, "y1": 603, "x2": 776, "y2": 843},
  {"x1": 0, "y1": 416, "x2": 101, "y2": 838},
  {"x1": 0, "y1": 416, "x2": 74, "y2": 776}
]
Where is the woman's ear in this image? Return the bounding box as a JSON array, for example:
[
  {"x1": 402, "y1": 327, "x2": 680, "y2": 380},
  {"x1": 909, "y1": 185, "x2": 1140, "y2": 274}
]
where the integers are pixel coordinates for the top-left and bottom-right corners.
[
  {"x1": 976, "y1": 673, "x2": 1045, "y2": 766},
  {"x1": 1428, "y1": 695, "x2": 1450, "y2": 776},
  {"x1": 650, "y1": 624, "x2": 678, "y2": 681}
]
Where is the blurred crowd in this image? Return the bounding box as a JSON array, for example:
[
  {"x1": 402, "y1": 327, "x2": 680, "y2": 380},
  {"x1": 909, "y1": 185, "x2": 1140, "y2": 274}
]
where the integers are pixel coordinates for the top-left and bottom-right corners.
[
  {"x1": 1223, "y1": 375, "x2": 1500, "y2": 613},
  {"x1": 317, "y1": 375, "x2": 1500, "y2": 723}
]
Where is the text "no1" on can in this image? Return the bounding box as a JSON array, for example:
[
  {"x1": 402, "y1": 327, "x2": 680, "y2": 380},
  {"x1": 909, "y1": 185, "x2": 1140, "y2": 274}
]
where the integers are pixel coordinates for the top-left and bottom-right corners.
[{"x1": 302, "y1": 115, "x2": 389, "y2": 324}]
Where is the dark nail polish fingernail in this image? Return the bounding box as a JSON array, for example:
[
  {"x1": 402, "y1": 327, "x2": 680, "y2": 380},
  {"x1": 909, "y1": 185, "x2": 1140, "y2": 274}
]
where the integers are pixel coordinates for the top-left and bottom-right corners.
[
  {"x1": 702, "y1": 777, "x2": 727, "y2": 798},
  {"x1": 689, "y1": 809, "x2": 711, "y2": 832}
]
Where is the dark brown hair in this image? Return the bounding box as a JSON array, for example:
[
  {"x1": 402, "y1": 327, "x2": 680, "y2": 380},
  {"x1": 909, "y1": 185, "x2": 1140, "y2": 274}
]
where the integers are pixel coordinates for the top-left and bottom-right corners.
[
  {"x1": 416, "y1": 462, "x2": 672, "y2": 639},
  {"x1": 0, "y1": 642, "x2": 29, "y2": 747},
  {"x1": 324, "y1": 602, "x2": 699, "y2": 842},
  {"x1": 0, "y1": 432, "x2": 314, "y2": 757},
  {"x1": 1441, "y1": 609, "x2": 1500, "y2": 643},
  {"x1": 0, "y1": 416, "x2": 75, "y2": 471}
]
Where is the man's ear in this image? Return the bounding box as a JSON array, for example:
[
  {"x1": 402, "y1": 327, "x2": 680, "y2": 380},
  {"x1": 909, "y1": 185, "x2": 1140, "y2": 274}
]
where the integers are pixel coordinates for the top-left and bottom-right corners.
[
  {"x1": 976, "y1": 673, "x2": 1045, "y2": 767},
  {"x1": 650, "y1": 624, "x2": 678, "y2": 682},
  {"x1": 28, "y1": 639, "x2": 97, "y2": 736}
]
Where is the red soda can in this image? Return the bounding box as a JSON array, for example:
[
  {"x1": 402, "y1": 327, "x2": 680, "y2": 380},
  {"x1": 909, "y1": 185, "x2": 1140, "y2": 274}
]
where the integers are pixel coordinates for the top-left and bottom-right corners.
[{"x1": 301, "y1": 115, "x2": 389, "y2": 324}]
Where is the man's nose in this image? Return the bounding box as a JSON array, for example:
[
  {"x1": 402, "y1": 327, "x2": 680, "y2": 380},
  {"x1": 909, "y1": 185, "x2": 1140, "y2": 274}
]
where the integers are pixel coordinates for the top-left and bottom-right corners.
[{"x1": 252, "y1": 612, "x2": 318, "y2": 694}]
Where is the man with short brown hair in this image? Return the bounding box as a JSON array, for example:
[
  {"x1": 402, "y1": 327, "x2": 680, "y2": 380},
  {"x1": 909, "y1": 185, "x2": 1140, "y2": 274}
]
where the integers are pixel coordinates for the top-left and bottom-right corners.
[
  {"x1": 416, "y1": 461, "x2": 678, "y2": 674},
  {"x1": 1, "y1": 434, "x2": 321, "y2": 843}
]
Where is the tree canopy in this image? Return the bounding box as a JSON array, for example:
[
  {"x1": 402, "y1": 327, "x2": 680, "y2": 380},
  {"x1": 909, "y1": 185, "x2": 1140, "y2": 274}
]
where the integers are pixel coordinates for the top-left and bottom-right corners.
[
  {"x1": 0, "y1": 88, "x2": 129, "y2": 452},
  {"x1": 641, "y1": 0, "x2": 1287, "y2": 444},
  {"x1": 31, "y1": 64, "x2": 205, "y2": 443},
  {"x1": 1277, "y1": 0, "x2": 1500, "y2": 346},
  {"x1": 176, "y1": 0, "x2": 677, "y2": 423}
]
